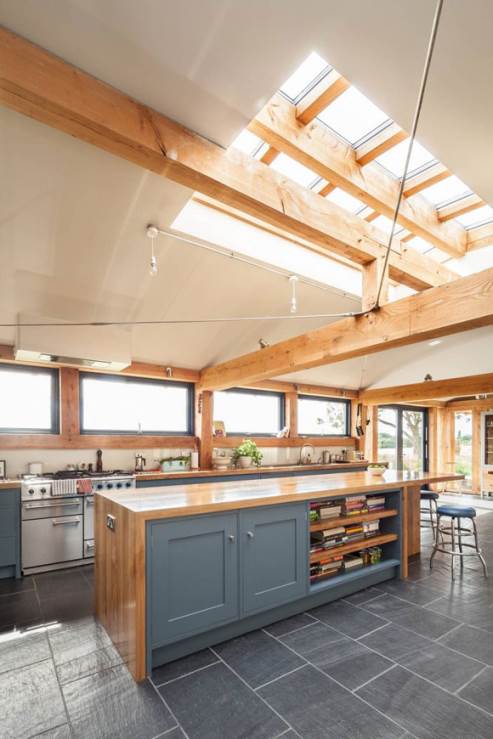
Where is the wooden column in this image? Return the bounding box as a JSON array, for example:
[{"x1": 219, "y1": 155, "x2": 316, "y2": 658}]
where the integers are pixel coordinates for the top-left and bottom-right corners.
[
  {"x1": 363, "y1": 405, "x2": 378, "y2": 462},
  {"x1": 286, "y1": 392, "x2": 298, "y2": 437},
  {"x1": 472, "y1": 408, "x2": 481, "y2": 493},
  {"x1": 196, "y1": 391, "x2": 213, "y2": 470},
  {"x1": 362, "y1": 257, "x2": 389, "y2": 312},
  {"x1": 427, "y1": 407, "x2": 438, "y2": 490},
  {"x1": 60, "y1": 367, "x2": 80, "y2": 438}
]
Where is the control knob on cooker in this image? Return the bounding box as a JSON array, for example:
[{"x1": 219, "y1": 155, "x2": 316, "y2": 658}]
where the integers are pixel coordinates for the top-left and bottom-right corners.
[
  {"x1": 96, "y1": 484, "x2": 103, "y2": 490},
  {"x1": 116, "y1": 483, "x2": 122, "y2": 489},
  {"x1": 40, "y1": 487, "x2": 47, "y2": 494},
  {"x1": 107, "y1": 483, "x2": 113, "y2": 489},
  {"x1": 28, "y1": 488, "x2": 35, "y2": 495}
]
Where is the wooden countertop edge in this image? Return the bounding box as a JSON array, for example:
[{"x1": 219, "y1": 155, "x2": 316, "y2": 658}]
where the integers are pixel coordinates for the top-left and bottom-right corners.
[
  {"x1": 0, "y1": 481, "x2": 21, "y2": 489},
  {"x1": 97, "y1": 471, "x2": 464, "y2": 521},
  {"x1": 136, "y1": 461, "x2": 368, "y2": 481}
]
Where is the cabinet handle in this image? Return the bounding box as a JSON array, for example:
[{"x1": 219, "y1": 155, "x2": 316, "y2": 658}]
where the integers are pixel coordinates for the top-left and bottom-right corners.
[
  {"x1": 247, "y1": 531, "x2": 254, "y2": 539},
  {"x1": 228, "y1": 534, "x2": 235, "y2": 542}
]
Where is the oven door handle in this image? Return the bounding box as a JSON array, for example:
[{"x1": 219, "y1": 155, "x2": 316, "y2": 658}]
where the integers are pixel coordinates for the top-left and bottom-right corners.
[
  {"x1": 23, "y1": 501, "x2": 81, "y2": 509},
  {"x1": 52, "y1": 517, "x2": 81, "y2": 526}
]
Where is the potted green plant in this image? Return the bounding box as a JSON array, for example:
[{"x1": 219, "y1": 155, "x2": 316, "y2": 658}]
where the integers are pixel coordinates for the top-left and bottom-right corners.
[{"x1": 232, "y1": 439, "x2": 263, "y2": 469}]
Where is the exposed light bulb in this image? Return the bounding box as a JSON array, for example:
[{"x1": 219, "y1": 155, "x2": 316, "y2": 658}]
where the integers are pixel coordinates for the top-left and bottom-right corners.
[
  {"x1": 289, "y1": 275, "x2": 299, "y2": 314},
  {"x1": 146, "y1": 224, "x2": 159, "y2": 276},
  {"x1": 149, "y1": 254, "x2": 158, "y2": 276}
]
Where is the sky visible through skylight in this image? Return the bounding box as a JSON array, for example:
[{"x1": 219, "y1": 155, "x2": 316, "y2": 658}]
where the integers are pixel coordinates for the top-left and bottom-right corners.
[{"x1": 227, "y1": 50, "x2": 493, "y2": 279}]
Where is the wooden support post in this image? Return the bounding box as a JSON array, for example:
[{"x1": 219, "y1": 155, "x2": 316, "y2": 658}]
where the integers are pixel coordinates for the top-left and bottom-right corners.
[
  {"x1": 286, "y1": 392, "x2": 298, "y2": 438},
  {"x1": 472, "y1": 408, "x2": 481, "y2": 494},
  {"x1": 363, "y1": 405, "x2": 378, "y2": 462},
  {"x1": 427, "y1": 407, "x2": 438, "y2": 489},
  {"x1": 196, "y1": 391, "x2": 213, "y2": 470},
  {"x1": 362, "y1": 257, "x2": 389, "y2": 311},
  {"x1": 60, "y1": 367, "x2": 80, "y2": 438}
]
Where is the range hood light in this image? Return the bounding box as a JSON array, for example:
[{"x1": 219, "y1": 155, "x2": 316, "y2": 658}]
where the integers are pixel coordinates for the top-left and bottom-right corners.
[
  {"x1": 39, "y1": 353, "x2": 53, "y2": 361},
  {"x1": 91, "y1": 360, "x2": 111, "y2": 369}
]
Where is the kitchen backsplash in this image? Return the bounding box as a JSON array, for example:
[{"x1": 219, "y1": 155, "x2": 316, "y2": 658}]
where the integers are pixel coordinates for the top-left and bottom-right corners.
[{"x1": 1, "y1": 444, "x2": 357, "y2": 478}]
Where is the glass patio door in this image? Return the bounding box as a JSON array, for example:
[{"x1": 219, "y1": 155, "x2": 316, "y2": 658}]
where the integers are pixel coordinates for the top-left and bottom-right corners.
[{"x1": 378, "y1": 406, "x2": 428, "y2": 472}]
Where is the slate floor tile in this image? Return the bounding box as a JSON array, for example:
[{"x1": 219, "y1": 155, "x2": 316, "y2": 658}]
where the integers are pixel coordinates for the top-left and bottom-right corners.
[
  {"x1": 40, "y1": 588, "x2": 94, "y2": 625},
  {"x1": 343, "y1": 587, "x2": 385, "y2": 605},
  {"x1": 263, "y1": 612, "x2": 317, "y2": 637},
  {"x1": 439, "y1": 624, "x2": 493, "y2": 665},
  {"x1": 151, "y1": 648, "x2": 219, "y2": 686},
  {"x1": 398, "y1": 642, "x2": 485, "y2": 692},
  {"x1": 309, "y1": 599, "x2": 388, "y2": 638},
  {"x1": 357, "y1": 664, "x2": 493, "y2": 738},
  {"x1": 160, "y1": 662, "x2": 287, "y2": 739},
  {"x1": 376, "y1": 578, "x2": 443, "y2": 605},
  {"x1": 32, "y1": 725, "x2": 72, "y2": 738},
  {"x1": 0, "y1": 589, "x2": 42, "y2": 629},
  {"x1": 0, "y1": 622, "x2": 51, "y2": 676},
  {"x1": 0, "y1": 658, "x2": 66, "y2": 739},
  {"x1": 35, "y1": 569, "x2": 90, "y2": 599},
  {"x1": 363, "y1": 592, "x2": 460, "y2": 638},
  {"x1": 213, "y1": 629, "x2": 305, "y2": 688},
  {"x1": 360, "y1": 622, "x2": 433, "y2": 662},
  {"x1": 281, "y1": 622, "x2": 393, "y2": 690},
  {"x1": 48, "y1": 616, "x2": 122, "y2": 684},
  {"x1": 459, "y1": 666, "x2": 493, "y2": 714},
  {"x1": 258, "y1": 663, "x2": 405, "y2": 738},
  {"x1": 0, "y1": 575, "x2": 34, "y2": 596},
  {"x1": 63, "y1": 664, "x2": 176, "y2": 739},
  {"x1": 426, "y1": 592, "x2": 493, "y2": 632}
]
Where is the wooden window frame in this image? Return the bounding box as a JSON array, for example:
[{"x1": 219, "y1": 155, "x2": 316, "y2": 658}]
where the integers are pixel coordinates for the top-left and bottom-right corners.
[
  {"x1": 297, "y1": 394, "x2": 351, "y2": 438},
  {"x1": 0, "y1": 363, "x2": 60, "y2": 435},
  {"x1": 213, "y1": 387, "x2": 285, "y2": 437}
]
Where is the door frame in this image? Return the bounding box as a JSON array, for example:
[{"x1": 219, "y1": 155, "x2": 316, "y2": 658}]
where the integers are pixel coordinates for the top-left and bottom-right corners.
[{"x1": 378, "y1": 405, "x2": 429, "y2": 472}]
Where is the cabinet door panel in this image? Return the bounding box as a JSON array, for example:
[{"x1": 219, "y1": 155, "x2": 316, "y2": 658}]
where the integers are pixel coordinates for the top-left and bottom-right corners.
[
  {"x1": 149, "y1": 514, "x2": 238, "y2": 646},
  {"x1": 241, "y1": 504, "x2": 307, "y2": 615}
]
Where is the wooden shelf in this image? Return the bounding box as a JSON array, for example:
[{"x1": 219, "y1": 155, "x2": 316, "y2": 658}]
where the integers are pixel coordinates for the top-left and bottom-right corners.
[
  {"x1": 309, "y1": 558, "x2": 400, "y2": 594},
  {"x1": 310, "y1": 509, "x2": 398, "y2": 532},
  {"x1": 309, "y1": 533, "x2": 398, "y2": 564}
]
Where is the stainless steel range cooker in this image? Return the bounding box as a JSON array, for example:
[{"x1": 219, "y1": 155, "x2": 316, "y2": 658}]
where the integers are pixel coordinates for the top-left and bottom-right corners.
[{"x1": 21, "y1": 473, "x2": 135, "y2": 574}]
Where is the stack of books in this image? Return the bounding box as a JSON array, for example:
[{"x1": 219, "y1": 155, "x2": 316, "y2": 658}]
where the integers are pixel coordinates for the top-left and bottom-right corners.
[
  {"x1": 343, "y1": 495, "x2": 368, "y2": 516},
  {"x1": 343, "y1": 554, "x2": 364, "y2": 572},
  {"x1": 310, "y1": 527, "x2": 347, "y2": 553},
  {"x1": 363, "y1": 520, "x2": 380, "y2": 538},
  {"x1": 345, "y1": 523, "x2": 365, "y2": 542},
  {"x1": 310, "y1": 555, "x2": 343, "y2": 582},
  {"x1": 319, "y1": 501, "x2": 342, "y2": 520},
  {"x1": 367, "y1": 496, "x2": 386, "y2": 513}
]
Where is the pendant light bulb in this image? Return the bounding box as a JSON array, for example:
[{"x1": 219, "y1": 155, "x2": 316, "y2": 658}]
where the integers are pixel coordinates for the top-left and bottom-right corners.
[
  {"x1": 146, "y1": 224, "x2": 159, "y2": 277},
  {"x1": 289, "y1": 275, "x2": 299, "y2": 314}
]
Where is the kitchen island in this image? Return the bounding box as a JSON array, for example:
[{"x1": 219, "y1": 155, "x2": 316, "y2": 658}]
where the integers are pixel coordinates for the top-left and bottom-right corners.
[{"x1": 95, "y1": 469, "x2": 462, "y2": 680}]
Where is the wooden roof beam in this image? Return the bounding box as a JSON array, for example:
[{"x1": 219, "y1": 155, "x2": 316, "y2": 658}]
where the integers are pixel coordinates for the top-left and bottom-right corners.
[
  {"x1": 437, "y1": 194, "x2": 485, "y2": 222},
  {"x1": 467, "y1": 222, "x2": 493, "y2": 251},
  {"x1": 355, "y1": 123, "x2": 407, "y2": 166},
  {"x1": 295, "y1": 69, "x2": 350, "y2": 125},
  {"x1": 360, "y1": 372, "x2": 493, "y2": 405},
  {"x1": 403, "y1": 163, "x2": 450, "y2": 197},
  {"x1": 0, "y1": 28, "x2": 457, "y2": 293},
  {"x1": 198, "y1": 267, "x2": 493, "y2": 391},
  {"x1": 249, "y1": 95, "x2": 466, "y2": 258},
  {"x1": 259, "y1": 146, "x2": 279, "y2": 165}
]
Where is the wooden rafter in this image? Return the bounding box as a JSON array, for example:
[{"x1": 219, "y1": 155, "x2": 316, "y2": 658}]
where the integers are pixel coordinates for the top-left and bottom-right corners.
[
  {"x1": 403, "y1": 163, "x2": 450, "y2": 197},
  {"x1": 295, "y1": 69, "x2": 350, "y2": 125},
  {"x1": 360, "y1": 372, "x2": 493, "y2": 405},
  {"x1": 467, "y1": 222, "x2": 493, "y2": 251},
  {"x1": 355, "y1": 123, "x2": 407, "y2": 166},
  {"x1": 438, "y1": 193, "x2": 485, "y2": 222},
  {"x1": 249, "y1": 94, "x2": 466, "y2": 257},
  {"x1": 197, "y1": 267, "x2": 493, "y2": 391},
  {"x1": 0, "y1": 28, "x2": 457, "y2": 292},
  {"x1": 259, "y1": 146, "x2": 279, "y2": 165}
]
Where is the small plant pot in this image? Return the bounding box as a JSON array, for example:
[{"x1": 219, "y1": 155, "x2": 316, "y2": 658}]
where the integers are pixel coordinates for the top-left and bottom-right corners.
[{"x1": 238, "y1": 456, "x2": 253, "y2": 469}]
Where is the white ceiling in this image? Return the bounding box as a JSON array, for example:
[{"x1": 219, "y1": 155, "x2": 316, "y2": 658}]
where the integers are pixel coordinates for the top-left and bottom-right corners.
[{"x1": 1, "y1": 0, "x2": 492, "y2": 389}]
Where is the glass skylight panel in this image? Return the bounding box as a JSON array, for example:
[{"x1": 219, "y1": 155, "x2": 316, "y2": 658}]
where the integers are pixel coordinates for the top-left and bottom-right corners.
[
  {"x1": 447, "y1": 245, "x2": 493, "y2": 276},
  {"x1": 371, "y1": 214, "x2": 404, "y2": 237},
  {"x1": 270, "y1": 153, "x2": 319, "y2": 187},
  {"x1": 376, "y1": 139, "x2": 435, "y2": 178},
  {"x1": 426, "y1": 247, "x2": 451, "y2": 264},
  {"x1": 280, "y1": 52, "x2": 329, "y2": 101},
  {"x1": 317, "y1": 87, "x2": 389, "y2": 144},
  {"x1": 405, "y1": 236, "x2": 433, "y2": 254},
  {"x1": 455, "y1": 205, "x2": 493, "y2": 228},
  {"x1": 325, "y1": 187, "x2": 366, "y2": 213},
  {"x1": 420, "y1": 175, "x2": 472, "y2": 206},
  {"x1": 231, "y1": 129, "x2": 263, "y2": 156}
]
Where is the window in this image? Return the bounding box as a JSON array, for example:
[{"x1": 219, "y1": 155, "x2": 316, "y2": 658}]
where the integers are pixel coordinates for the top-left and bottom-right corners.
[
  {"x1": 420, "y1": 175, "x2": 471, "y2": 206},
  {"x1": 213, "y1": 388, "x2": 284, "y2": 436},
  {"x1": 297, "y1": 395, "x2": 350, "y2": 436},
  {"x1": 270, "y1": 153, "x2": 319, "y2": 188},
  {"x1": 0, "y1": 364, "x2": 59, "y2": 434},
  {"x1": 455, "y1": 204, "x2": 493, "y2": 228},
  {"x1": 231, "y1": 129, "x2": 264, "y2": 157},
  {"x1": 326, "y1": 187, "x2": 366, "y2": 213},
  {"x1": 317, "y1": 87, "x2": 389, "y2": 145},
  {"x1": 80, "y1": 373, "x2": 193, "y2": 435},
  {"x1": 280, "y1": 52, "x2": 330, "y2": 102},
  {"x1": 375, "y1": 139, "x2": 435, "y2": 178}
]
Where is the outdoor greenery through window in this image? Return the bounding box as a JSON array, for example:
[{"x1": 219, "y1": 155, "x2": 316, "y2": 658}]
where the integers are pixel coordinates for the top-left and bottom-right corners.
[
  {"x1": 454, "y1": 411, "x2": 472, "y2": 490},
  {"x1": 378, "y1": 407, "x2": 426, "y2": 472},
  {"x1": 297, "y1": 396, "x2": 349, "y2": 436},
  {"x1": 80, "y1": 373, "x2": 193, "y2": 434},
  {"x1": 213, "y1": 389, "x2": 284, "y2": 436},
  {"x1": 0, "y1": 364, "x2": 59, "y2": 434}
]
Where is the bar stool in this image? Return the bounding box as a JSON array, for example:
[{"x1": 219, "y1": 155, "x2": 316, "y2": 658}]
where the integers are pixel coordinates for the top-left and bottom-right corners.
[
  {"x1": 420, "y1": 489, "x2": 439, "y2": 535},
  {"x1": 430, "y1": 504, "x2": 488, "y2": 579}
]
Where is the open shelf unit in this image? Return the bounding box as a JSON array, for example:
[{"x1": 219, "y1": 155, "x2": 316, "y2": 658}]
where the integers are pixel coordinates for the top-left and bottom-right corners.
[{"x1": 308, "y1": 489, "x2": 402, "y2": 592}]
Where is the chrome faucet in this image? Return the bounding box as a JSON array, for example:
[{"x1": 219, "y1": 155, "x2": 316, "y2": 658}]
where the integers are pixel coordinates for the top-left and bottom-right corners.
[{"x1": 299, "y1": 444, "x2": 315, "y2": 465}]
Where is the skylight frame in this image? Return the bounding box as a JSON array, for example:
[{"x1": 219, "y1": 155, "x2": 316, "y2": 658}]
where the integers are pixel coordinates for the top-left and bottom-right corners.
[
  {"x1": 316, "y1": 86, "x2": 392, "y2": 147},
  {"x1": 374, "y1": 138, "x2": 437, "y2": 181},
  {"x1": 280, "y1": 53, "x2": 332, "y2": 105}
]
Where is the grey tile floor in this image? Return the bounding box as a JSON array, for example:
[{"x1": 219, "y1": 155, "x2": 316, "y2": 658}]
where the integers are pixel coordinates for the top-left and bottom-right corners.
[{"x1": 1, "y1": 510, "x2": 493, "y2": 738}]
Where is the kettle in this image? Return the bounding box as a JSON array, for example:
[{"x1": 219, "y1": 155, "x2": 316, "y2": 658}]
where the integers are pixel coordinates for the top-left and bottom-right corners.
[{"x1": 135, "y1": 453, "x2": 146, "y2": 472}]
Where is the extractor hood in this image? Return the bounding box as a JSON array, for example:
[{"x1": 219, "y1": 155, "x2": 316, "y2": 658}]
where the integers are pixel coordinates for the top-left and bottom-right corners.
[{"x1": 15, "y1": 313, "x2": 132, "y2": 371}]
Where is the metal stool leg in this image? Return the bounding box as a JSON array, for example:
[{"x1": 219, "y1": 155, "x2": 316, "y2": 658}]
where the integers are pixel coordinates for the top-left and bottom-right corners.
[
  {"x1": 472, "y1": 518, "x2": 488, "y2": 578},
  {"x1": 458, "y1": 516, "x2": 464, "y2": 573},
  {"x1": 450, "y1": 516, "x2": 456, "y2": 580},
  {"x1": 430, "y1": 513, "x2": 440, "y2": 569},
  {"x1": 429, "y1": 497, "x2": 436, "y2": 536}
]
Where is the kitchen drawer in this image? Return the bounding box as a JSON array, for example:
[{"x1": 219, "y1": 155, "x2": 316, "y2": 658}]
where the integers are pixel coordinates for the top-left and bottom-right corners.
[
  {"x1": 22, "y1": 516, "x2": 83, "y2": 569},
  {"x1": 0, "y1": 537, "x2": 16, "y2": 565}
]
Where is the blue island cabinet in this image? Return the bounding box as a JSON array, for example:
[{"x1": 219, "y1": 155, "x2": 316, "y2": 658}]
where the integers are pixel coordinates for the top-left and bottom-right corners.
[{"x1": 0, "y1": 488, "x2": 21, "y2": 579}]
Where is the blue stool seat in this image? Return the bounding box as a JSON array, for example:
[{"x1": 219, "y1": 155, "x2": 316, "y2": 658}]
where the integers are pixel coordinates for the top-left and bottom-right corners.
[
  {"x1": 421, "y1": 491, "x2": 439, "y2": 501},
  {"x1": 437, "y1": 504, "x2": 476, "y2": 518}
]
